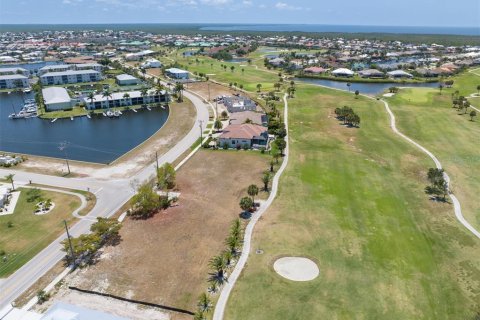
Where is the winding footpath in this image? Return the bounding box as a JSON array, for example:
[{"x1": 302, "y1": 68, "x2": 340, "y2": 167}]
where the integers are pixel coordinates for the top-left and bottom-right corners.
[
  {"x1": 378, "y1": 97, "x2": 480, "y2": 239},
  {"x1": 212, "y1": 94, "x2": 290, "y2": 320}
]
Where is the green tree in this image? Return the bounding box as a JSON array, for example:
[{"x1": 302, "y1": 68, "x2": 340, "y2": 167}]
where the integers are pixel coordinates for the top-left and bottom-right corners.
[
  {"x1": 214, "y1": 119, "x2": 223, "y2": 132},
  {"x1": 208, "y1": 255, "x2": 227, "y2": 286},
  {"x1": 477, "y1": 85, "x2": 480, "y2": 95},
  {"x1": 221, "y1": 110, "x2": 228, "y2": 120},
  {"x1": 425, "y1": 168, "x2": 448, "y2": 201},
  {"x1": 87, "y1": 92, "x2": 95, "y2": 109},
  {"x1": 130, "y1": 182, "x2": 161, "y2": 218},
  {"x1": 122, "y1": 92, "x2": 130, "y2": 106},
  {"x1": 247, "y1": 184, "x2": 259, "y2": 205},
  {"x1": 470, "y1": 110, "x2": 477, "y2": 121},
  {"x1": 354, "y1": 90, "x2": 360, "y2": 98},
  {"x1": 274, "y1": 138, "x2": 286, "y2": 155},
  {"x1": 140, "y1": 87, "x2": 149, "y2": 106},
  {"x1": 157, "y1": 162, "x2": 176, "y2": 190},
  {"x1": 197, "y1": 292, "x2": 212, "y2": 314},
  {"x1": 174, "y1": 83, "x2": 184, "y2": 102},
  {"x1": 256, "y1": 83, "x2": 262, "y2": 92},
  {"x1": 102, "y1": 88, "x2": 112, "y2": 109},
  {"x1": 230, "y1": 65, "x2": 235, "y2": 73},
  {"x1": 262, "y1": 172, "x2": 271, "y2": 191},
  {"x1": 239, "y1": 196, "x2": 253, "y2": 213}
]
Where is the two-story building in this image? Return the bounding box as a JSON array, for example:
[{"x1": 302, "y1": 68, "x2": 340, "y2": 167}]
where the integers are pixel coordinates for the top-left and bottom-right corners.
[{"x1": 40, "y1": 70, "x2": 102, "y2": 85}]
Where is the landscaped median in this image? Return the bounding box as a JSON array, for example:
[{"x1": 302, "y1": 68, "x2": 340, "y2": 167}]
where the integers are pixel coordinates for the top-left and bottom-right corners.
[
  {"x1": 0, "y1": 186, "x2": 85, "y2": 277},
  {"x1": 224, "y1": 84, "x2": 480, "y2": 319}
]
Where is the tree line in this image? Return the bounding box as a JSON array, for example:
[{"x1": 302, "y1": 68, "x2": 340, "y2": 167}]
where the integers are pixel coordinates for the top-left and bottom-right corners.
[{"x1": 334, "y1": 106, "x2": 361, "y2": 127}]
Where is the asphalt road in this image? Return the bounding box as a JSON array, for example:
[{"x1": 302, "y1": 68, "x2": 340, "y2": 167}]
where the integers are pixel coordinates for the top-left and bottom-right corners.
[{"x1": 0, "y1": 89, "x2": 210, "y2": 310}]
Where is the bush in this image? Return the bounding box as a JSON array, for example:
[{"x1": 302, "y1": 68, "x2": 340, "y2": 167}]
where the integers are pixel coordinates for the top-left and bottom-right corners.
[
  {"x1": 222, "y1": 142, "x2": 228, "y2": 150},
  {"x1": 242, "y1": 144, "x2": 249, "y2": 150},
  {"x1": 0, "y1": 250, "x2": 5, "y2": 256},
  {"x1": 37, "y1": 290, "x2": 50, "y2": 304}
]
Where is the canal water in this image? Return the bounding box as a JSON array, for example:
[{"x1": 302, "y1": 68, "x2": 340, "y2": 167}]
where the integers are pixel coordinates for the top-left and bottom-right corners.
[
  {"x1": 296, "y1": 78, "x2": 439, "y2": 95},
  {"x1": 0, "y1": 93, "x2": 169, "y2": 164}
]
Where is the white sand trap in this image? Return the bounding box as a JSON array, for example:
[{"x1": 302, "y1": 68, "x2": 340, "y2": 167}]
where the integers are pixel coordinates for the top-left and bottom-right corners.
[{"x1": 273, "y1": 257, "x2": 319, "y2": 281}]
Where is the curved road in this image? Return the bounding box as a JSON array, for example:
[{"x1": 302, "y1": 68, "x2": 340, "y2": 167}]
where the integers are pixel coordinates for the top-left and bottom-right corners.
[
  {"x1": 212, "y1": 94, "x2": 290, "y2": 320},
  {"x1": 0, "y1": 90, "x2": 210, "y2": 310}
]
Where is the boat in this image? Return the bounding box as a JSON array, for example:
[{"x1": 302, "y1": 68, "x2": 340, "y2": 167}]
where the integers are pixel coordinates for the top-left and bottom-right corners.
[
  {"x1": 113, "y1": 110, "x2": 121, "y2": 117},
  {"x1": 70, "y1": 116, "x2": 74, "y2": 121},
  {"x1": 9, "y1": 102, "x2": 38, "y2": 119},
  {"x1": 23, "y1": 88, "x2": 32, "y2": 94},
  {"x1": 51, "y1": 118, "x2": 57, "y2": 123},
  {"x1": 132, "y1": 109, "x2": 138, "y2": 113},
  {"x1": 106, "y1": 110, "x2": 114, "y2": 117},
  {"x1": 146, "y1": 106, "x2": 152, "y2": 111},
  {"x1": 86, "y1": 114, "x2": 91, "y2": 119}
]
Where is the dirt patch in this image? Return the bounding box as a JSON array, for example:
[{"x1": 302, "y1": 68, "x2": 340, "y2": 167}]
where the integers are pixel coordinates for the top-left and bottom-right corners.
[
  {"x1": 63, "y1": 150, "x2": 269, "y2": 311},
  {"x1": 16, "y1": 100, "x2": 196, "y2": 180}
]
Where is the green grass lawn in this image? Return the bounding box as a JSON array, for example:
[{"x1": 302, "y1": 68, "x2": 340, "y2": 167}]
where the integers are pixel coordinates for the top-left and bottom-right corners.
[
  {"x1": 0, "y1": 188, "x2": 80, "y2": 277},
  {"x1": 225, "y1": 84, "x2": 480, "y2": 319},
  {"x1": 386, "y1": 80, "x2": 480, "y2": 231},
  {"x1": 159, "y1": 50, "x2": 279, "y2": 92}
]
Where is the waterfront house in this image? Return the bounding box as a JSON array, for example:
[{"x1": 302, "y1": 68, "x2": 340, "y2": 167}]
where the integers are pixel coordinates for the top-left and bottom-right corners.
[
  {"x1": 303, "y1": 66, "x2": 327, "y2": 74},
  {"x1": 40, "y1": 70, "x2": 102, "y2": 85},
  {"x1": 331, "y1": 68, "x2": 354, "y2": 77},
  {"x1": 218, "y1": 123, "x2": 269, "y2": 149},
  {"x1": 0, "y1": 74, "x2": 29, "y2": 89},
  {"x1": 42, "y1": 87, "x2": 74, "y2": 111},
  {"x1": 83, "y1": 89, "x2": 169, "y2": 110},
  {"x1": 387, "y1": 70, "x2": 414, "y2": 79},
  {"x1": 116, "y1": 74, "x2": 140, "y2": 86},
  {"x1": 223, "y1": 96, "x2": 257, "y2": 113},
  {"x1": 165, "y1": 68, "x2": 189, "y2": 79},
  {"x1": 358, "y1": 69, "x2": 385, "y2": 78}
]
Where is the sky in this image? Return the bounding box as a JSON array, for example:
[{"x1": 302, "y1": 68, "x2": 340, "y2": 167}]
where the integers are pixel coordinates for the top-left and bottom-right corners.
[{"x1": 0, "y1": 0, "x2": 479, "y2": 27}]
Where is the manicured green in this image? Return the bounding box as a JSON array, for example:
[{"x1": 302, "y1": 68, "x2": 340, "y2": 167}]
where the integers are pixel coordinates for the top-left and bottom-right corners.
[
  {"x1": 386, "y1": 74, "x2": 480, "y2": 230},
  {"x1": 0, "y1": 188, "x2": 80, "y2": 277},
  {"x1": 225, "y1": 85, "x2": 480, "y2": 319}
]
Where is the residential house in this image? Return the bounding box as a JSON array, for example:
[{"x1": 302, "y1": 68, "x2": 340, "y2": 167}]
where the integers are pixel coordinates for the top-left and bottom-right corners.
[
  {"x1": 223, "y1": 96, "x2": 257, "y2": 113},
  {"x1": 165, "y1": 68, "x2": 189, "y2": 79},
  {"x1": 116, "y1": 74, "x2": 140, "y2": 86},
  {"x1": 387, "y1": 70, "x2": 414, "y2": 79},
  {"x1": 358, "y1": 69, "x2": 385, "y2": 78},
  {"x1": 219, "y1": 123, "x2": 269, "y2": 149},
  {"x1": 229, "y1": 111, "x2": 268, "y2": 126},
  {"x1": 331, "y1": 68, "x2": 354, "y2": 77}
]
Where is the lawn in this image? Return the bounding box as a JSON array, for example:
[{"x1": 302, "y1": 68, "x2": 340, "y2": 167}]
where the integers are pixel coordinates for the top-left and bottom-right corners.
[
  {"x1": 67, "y1": 149, "x2": 272, "y2": 315},
  {"x1": 159, "y1": 49, "x2": 279, "y2": 92},
  {"x1": 0, "y1": 188, "x2": 80, "y2": 277},
  {"x1": 386, "y1": 78, "x2": 480, "y2": 231},
  {"x1": 225, "y1": 84, "x2": 480, "y2": 319}
]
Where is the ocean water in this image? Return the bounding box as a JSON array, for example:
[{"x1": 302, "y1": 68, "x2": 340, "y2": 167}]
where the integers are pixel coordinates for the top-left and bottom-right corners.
[{"x1": 0, "y1": 24, "x2": 478, "y2": 36}]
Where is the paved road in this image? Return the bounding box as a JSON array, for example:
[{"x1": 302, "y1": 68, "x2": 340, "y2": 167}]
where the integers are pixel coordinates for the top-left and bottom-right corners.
[
  {"x1": 212, "y1": 94, "x2": 290, "y2": 320},
  {"x1": 0, "y1": 90, "x2": 210, "y2": 310}
]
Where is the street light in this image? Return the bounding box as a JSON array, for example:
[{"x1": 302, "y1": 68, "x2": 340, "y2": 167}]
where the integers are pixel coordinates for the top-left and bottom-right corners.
[
  {"x1": 58, "y1": 141, "x2": 71, "y2": 175},
  {"x1": 198, "y1": 120, "x2": 204, "y2": 142}
]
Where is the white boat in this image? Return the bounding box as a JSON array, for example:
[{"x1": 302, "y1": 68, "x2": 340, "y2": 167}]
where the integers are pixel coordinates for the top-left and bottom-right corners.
[
  {"x1": 23, "y1": 88, "x2": 32, "y2": 93},
  {"x1": 146, "y1": 106, "x2": 151, "y2": 111},
  {"x1": 86, "y1": 114, "x2": 91, "y2": 119},
  {"x1": 132, "y1": 109, "x2": 138, "y2": 113},
  {"x1": 113, "y1": 110, "x2": 121, "y2": 117},
  {"x1": 106, "y1": 110, "x2": 114, "y2": 117},
  {"x1": 70, "y1": 116, "x2": 74, "y2": 121},
  {"x1": 51, "y1": 118, "x2": 57, "y2": 123}
]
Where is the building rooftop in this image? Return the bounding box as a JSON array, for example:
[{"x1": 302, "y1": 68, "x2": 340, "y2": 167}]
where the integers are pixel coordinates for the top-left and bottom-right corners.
[
  {"x1": 116, "y1": 74, "x2": 138, "y2": 81},
  {"x1": 220, "y1": 123, "x2": 267, "y2": 140},
  {"x1": 166, "y1": 68, "x2": 189, "y2": 74},
  {"x1": 0, "y1": 67, "x2": 28, "y2": 73},
  {"x1": 39, "y1": 64, "x2": 71, "y2": 71},
  {"x1": 42, "y1": 87, "x2": 71, "y2": 104},
  {"x1": 41, "y1": 69, "x2": 99, "y2": 77},
  {"x1": 0, "y1": 74, "x2": 28, "y2": 80}
]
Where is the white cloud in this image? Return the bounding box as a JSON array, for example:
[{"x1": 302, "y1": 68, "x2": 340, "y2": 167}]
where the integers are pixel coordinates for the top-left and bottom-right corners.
[
  {"x1": 275, "y1": 1, "x2": 303, "y2": 10},
  {"x1": 242, "y1": 0, "x2": 253, "y2": 6},
  {"x1": 200, "y1": 0, "x2": 231, "y2": 5}
]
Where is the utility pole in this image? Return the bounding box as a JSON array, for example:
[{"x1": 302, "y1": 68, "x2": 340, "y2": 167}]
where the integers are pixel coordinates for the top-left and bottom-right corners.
[
  {"x1": 58, "y1": 141, "x2": 70, "y2": 175},
  {"x1": 198, "y1": 120, "x2": 204, "y2": 142},
  {"x1": 155, "y1": 151, "x2": 159, "y2": 170},
  {"x1": 64, "y1": 220, "x2": 76, "y2": 267},
  {"x1": 207, "y1": 82, "x2": 211, "y2": 101}
]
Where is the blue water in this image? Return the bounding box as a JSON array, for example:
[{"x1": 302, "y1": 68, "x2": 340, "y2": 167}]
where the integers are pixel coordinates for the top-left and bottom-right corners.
[
  {"x1": 0, "y1": 93, "x2": 169, "y2": 164},
  {"x1": 201, "y1": 24, "x2": 479, "y2": 36},
  {"x1": 296, "y1": 78, "x2": 439, "y2": 95}
]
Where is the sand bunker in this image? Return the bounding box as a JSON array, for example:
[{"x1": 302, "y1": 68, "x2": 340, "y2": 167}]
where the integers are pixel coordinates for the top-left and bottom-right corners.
[{"x1": 273, "y1": 257, "x2": 319, "y2": 281}]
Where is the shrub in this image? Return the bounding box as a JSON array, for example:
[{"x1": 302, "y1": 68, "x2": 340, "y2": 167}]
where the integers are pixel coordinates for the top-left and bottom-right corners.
[{"x1": 37, "y1": 290, "x2": 50, "y2": 304}]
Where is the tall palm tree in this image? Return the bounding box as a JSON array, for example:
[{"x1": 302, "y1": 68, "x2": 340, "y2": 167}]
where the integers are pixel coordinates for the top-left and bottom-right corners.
[
  {"x1": 102, "y1": 88, "x2": 112, "y2": 110},
  {"x1": 174, "y1": 83, "x2": 184, "y2": 102},
  {"x1": 140, "y1": 87, "x2": 149, "y2": 106},
  {"x1": 197, "y1": 293, "x2": 212, "y2": 314},
  {"x1": 122, "y1": 92, "x2": 130, "y2": 107},
  {"x1": 87, "y1": 92, "x2": 95, "y2": 110},
  {"x1": 5, "y1": 174, "x2": 15, "y2": 190}
]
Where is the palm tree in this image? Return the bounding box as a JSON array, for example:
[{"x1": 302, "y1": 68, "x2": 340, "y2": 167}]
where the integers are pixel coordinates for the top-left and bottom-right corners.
[
  {"x1": 290, "y1": 80, "x2": 295, "y2": 88},
  {"x1": 262, "y1": 172, "x2": 270, "y2": 191},
  {"x1": 140, "y1": 87, "x2": 149, "y2": 106},
  {"x1": 256, "y1": 83, "x2": 262, "y2": 92},
  {"x1": 230, "y1": 66, "x2": 235, "y2": 73},
  {"x1": 87, "y1": 92, "x2": 95, "y2": 109},
  {"x1": 5, "y1": 174, "x2": 15, "y2": 190},
  {"x1": 226, "y1": 233, "x2": 241, "y2": 256},
  {"x1": 197, "y1": 292, "x2": 212, "y2": 314},
  {"x1": 247, "y1": 184, "x2": 259, "y2": 205},
  {"x1": 102, "y1": 88, "x2": 112, "y2": 110},
  {"x1": 470, "y1": 110, "x2": 477, "y2": 121},
  {"x1": 122, "y1": 92, "x2": 130, "y2": 107},
  {"x1": 208, "y1": 255, "x2": 227, "y2": 286},
  {"x1": 174, "y1": 83, "x2": 184, "y2": 102}
]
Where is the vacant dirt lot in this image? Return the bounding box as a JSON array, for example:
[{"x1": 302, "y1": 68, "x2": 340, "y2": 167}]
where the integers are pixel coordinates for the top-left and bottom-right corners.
[{"x1": 63, "y1": 150, "x2": 270, "y2": 317}]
